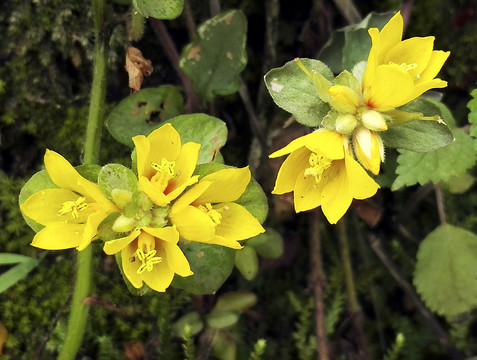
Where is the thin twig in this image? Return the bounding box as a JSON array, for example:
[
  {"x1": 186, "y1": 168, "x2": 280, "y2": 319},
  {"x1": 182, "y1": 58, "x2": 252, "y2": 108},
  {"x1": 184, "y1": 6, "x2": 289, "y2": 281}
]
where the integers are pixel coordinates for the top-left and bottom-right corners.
[
  {"x1": 332, "y1": 0, "x2": 362, "y2": 24},
  {"x1": 183, "y1": 0, "x2": 196, "y2": 39},
  {"x1": 369, "y1": 235, "x2": 462, "y2": 360},
  {"x1": 434, "y1": 184, "x2": 447, "y2": 224},
  {"x1": 239, "y1": 79, "x2": 267, "y2": 149},
  {"x1": 336, "y1": 219, "x2": 370, "y2": 359},
  {"x1": 209, "y1": 0, "x2": 221, "y2": 16},
  {"x1": 149, "y1": 18, "x2": 200, "y2": 113},
  {"x1": 309, "y1": 210, "x2": 329, "y2": 360}
]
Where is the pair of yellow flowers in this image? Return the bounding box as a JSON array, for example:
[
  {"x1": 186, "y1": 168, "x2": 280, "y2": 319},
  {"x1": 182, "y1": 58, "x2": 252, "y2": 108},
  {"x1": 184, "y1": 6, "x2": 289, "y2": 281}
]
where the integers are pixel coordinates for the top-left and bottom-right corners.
[
  {"x1": 20, "y1": 124, "x2": 265, "y2": 292},
  {"x1": 270, "y1": 12, "x2": 449, "y2": 223}
]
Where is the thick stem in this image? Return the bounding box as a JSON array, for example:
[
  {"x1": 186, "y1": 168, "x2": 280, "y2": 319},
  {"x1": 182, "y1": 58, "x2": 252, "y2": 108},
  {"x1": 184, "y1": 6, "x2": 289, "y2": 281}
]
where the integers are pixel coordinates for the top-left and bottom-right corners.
[
  {"x1": 57, "y1": 0, "x2": 107, "y2": 358},
  {"x1": 336, "y1": 219, "x2": 370, "y2": 359},
  {"x1": 309, "y1": 210, "x2": 328, "y2": 360}
]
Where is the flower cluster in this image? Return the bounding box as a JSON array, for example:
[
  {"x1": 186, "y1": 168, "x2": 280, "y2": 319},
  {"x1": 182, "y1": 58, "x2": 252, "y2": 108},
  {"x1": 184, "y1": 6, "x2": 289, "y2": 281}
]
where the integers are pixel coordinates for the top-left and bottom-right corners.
[
  {"x1": 270, "y1": 11, "x2": 449, "y2": 223},
  {"x1": 20, "y1": 124, "x2": 265, "y2": 292}
]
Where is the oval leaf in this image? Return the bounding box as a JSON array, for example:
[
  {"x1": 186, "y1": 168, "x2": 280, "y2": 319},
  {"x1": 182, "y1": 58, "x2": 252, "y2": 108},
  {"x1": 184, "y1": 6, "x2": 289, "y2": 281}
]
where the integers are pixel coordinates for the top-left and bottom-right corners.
[
  {"x1": 106, "y1": 86, "x2": 184, "y2": 147},
  {"x1": 414, "y1": 224, "x2": 477, "y2": 317},
  {"x1": 98, "y1": 164, "x2": 138, "y2": 201},
  {"x1": 206, "y1": 311, "x2": 240, "y2": 329},
  {"x1": 234, "y1": 245, "x2": 258, "y2": 281},
  {"x1": 179, "y1": 10, "x2": 247, "y2": 101},
  {"x1": 132, "y1": 0, "x2": 184, "y2": 20},
  {"x1": 264, "y1": 58, "x2": 333, "y2": 127}
]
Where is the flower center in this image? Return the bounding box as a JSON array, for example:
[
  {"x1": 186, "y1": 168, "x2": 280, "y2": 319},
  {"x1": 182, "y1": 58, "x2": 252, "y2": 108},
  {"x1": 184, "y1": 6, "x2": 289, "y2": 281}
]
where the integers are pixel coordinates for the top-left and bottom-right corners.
[
  {"x1": 58, "y1": 196, "x2": 88, "y2": 219},
  {"x1": 135, "y1": 248, "x2": 162, "y2": 274},
  {"x1": 304, "y1": 153, "x2": 332, "y2": 184},
  {"x1": 150, "y1": 158, "x2": 176, "y2": 191},
  {"x1": 198, "y1": 203, "x2": 222, "y2": 225},
  {"x1": 389, "y1": 61, "x2": 420, "y2": 79}
]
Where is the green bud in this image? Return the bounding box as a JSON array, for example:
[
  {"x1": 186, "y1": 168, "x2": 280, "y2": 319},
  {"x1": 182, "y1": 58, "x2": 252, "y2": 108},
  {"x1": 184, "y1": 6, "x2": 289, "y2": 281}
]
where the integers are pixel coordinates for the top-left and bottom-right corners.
[
  {"x1": 361, "y1": 109, "x2": 387, "y2": 131},
  {"x1": 335, "y1": 114, "x2": 357, "y2": 134},
  {"x1": 150, "y1": 206, "x2": 170, "y2": 228},
  {"x1": 111, "y1": 189, "x2": 133, "y2": 209},
  {"x1": 112, "y1": 215, "x2": 137, "y2": 233}
]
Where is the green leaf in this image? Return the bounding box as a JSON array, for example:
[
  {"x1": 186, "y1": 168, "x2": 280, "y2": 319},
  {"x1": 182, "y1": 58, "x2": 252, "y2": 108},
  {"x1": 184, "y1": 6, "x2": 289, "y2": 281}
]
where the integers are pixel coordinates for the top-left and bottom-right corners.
[
  {"x1": 0, "y1": 253, "x2": 46, "y2": 294},
  {"x1": 206, "y1": 311, "x2": 240, "y2": 329},
  {"x1": 165, "y1": 114, "x2": 228, "y2": 164},
  {"x1": 414, "y1": 224, "x2": 477, "y2": 317},
  {"x1": 173, "y1": 311, "x2": 204, "y2": 337},
  {"x1": 212, "y1": 291, "x2": 257, "y2": 313},
  {"x1": 247, "y1": 228, "x2": 284, "y2": 259},
  {"x1": 106, "y1": 86, "x2": 184, "y2": 147},
  {"x1": 97, "y1": 164, "x2": 138, "y2": 201},
  {"x1": 264, "y1": 58, "x2": 333, "y2": 127},
  {"x1": 0, "y1": 253, "x2": 35, "y2": 265},
  {"x1": 381, "y1": 120, "x2": 454, "y2": 153},
  {"x1": 172, "y1": 241, "x2": 235, "y2": 294},
  {"x1": 318, "y1": 11, "x2": 396, "y2": 73},
  {"x1": 234, "y1": 245, "x2": 258, "y2": 281},
  {"x1": 444, "y1": 173, "x2": 475, "y2": 194},
  {"x1": 179, "y1": 10, "x2": 247, "y2": 102},
  {"x1": 467, "y1": 88, "x2": 477, "y2": 148},
  {"x1": 392, "y1": 128, "x2": 476, "y2": 190},
  {"x1": 132, "y1": 0, "x2": 183, "y2": 19},
  {"x1": 193, "y1": 163, "x2": 268, "y2": 223}
]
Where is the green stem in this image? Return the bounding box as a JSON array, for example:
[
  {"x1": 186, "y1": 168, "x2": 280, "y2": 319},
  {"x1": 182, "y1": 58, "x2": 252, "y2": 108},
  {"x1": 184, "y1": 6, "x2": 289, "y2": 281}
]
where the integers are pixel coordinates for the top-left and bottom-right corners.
[{"x1": 58, "y1": 1, "x2": 107, "y2": 359}]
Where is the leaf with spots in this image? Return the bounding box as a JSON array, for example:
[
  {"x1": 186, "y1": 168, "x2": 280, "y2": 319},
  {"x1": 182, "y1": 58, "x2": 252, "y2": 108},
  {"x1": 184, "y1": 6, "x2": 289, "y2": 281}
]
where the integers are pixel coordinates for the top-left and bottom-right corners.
[
  {"x1": 392, "y1": 128, "x2": 477, "y2": 190},
  {"x1": 264, "y1": 58, "x2": 333, "y2": 127},
  {"x1": 132, "y1": 0, "x2": 183, "y2": 20},
  {"x1": 467, "y1": 88, "x2": 477, "y2": 149},
  {"x1": 414, "y1": 224, "x2": 477, "y2": 317},
  {"x1": 179, "y1": 10, "x2": 247, "y2": 102}
]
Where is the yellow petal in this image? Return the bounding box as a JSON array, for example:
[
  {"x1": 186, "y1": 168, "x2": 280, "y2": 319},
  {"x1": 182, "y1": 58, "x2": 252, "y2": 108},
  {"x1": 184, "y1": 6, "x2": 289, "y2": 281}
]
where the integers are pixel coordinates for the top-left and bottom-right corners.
[
  {"x1": 138, "y1": 176, "x2": 169, "y2": 206},
  {"x1": 164, "y1": 175, "x2": 200, "y2": 204},
  {"x1": 412, "y1": 78, "x2": 448, "y2": 100},
  {"x1": 353, "y1": 128, "x2": 381, "y2": 175},
  {"x1": 103, "y1": 228, "x2": 141, "y2": 255},
  {"x1": 76, "y1": 177, "x2": 117, "y2": 212},
  {"x1": 44, "y1": 150, "x2": 85, "y2": 193},
  {"x1": 121, "y1": 241, "x2": 143, "y2": 288},
  {"x1": 416, "y1": 50, "x2": 450, "y2": 84},
  {"x1": 196, "y1": 167, "x2": 251, "y2": 204},
  {"x1": 161, "y1": 241, "x2": 193, "y2": 276},
  {"x1": 272, "y1": 146, "x2": 310, "y2": 195},
  {"x1": 363, "y1": 28, "x2": 380, "y2": 89},
  {"x1": 344, "y1": 151, "x2": 380, "y2": 200},
  {"x1": 377, "y1": 12, "x2": 403, "y2": 59},
  {"x1": 132, "y1": 134, "x2": 151, "y2": 178},
  {"x1": 77, "y1": 210, "x2": 110, "y2": 251},
  {"x1": 293, "y1": 172, "x2": 325, "y2": 213},
  {"x1": 321, "y1": 160, "x2": 352, "y2": 224},
  {"x1": 143, "y1": 226, "x2": 179, "y2": 244},
  {"x1": 169, "y1": 206, "x2": 216, "y2": 241},
  {"x1": 384, "y1": 36, "x2": 435, "y2": 77},
  {"x1": 269, "y1": 134, "x2": 309, "y2": 158},
  {"x1": 141, "y1": 245, "x2": 175, "y2": 292},
  {"x1": 31, "y1": 222, "x2": 85, "y2": 250},
  {"x1": 206, "y1": 235, "x2": 243, "y2": 249},
  {"x1": 304, "y1": 131, "x2": 344, "y2": 160},
  {"x1": 171, "y1": 181, "x2": 211, "y2": 214},
  {"x1": 20, "y1": 188, "x2": 79, "y2": 226},
  {"x1": 364, "y1": 64, "x2": 414, "y2": 110},
  {"x1": 169, "y1": 141, "x2": 201, "y2": 191},
  {"x1": 214, "y1": 202, "x2": 264, "y2": 242},
  {"x1": 329, "y1": 85, "x2": 360, "y2": 113}
]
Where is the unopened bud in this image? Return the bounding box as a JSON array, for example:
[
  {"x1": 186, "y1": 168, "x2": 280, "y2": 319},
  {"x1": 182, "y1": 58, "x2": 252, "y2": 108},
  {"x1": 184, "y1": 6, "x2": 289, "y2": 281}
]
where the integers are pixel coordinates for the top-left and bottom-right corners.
[
  {"x1": 361, "y1": 109, "x2": 388, "y2": 131},
  {"x1": 335, "y1": 114, "x2": 358, "y2": 134},
  {"x1": 111, "y1": 189, "x2": 133, "y2": 209},
  {"x1": 112, "y1": 215, "x2": 137, "y2": 233},
  {"x1": 329, "y1": 85, "x2": 360, "y2": 113},
  {"x1": 352, "y1": 127, "x2": 384, "y2": 175}
]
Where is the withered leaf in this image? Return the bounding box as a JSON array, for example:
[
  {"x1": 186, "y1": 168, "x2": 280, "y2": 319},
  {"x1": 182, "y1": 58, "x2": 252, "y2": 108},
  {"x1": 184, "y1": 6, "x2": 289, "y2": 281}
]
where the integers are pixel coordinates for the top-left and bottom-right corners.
[{"x1": 125, "y1": 46, "x2": 153, "y2": 93}]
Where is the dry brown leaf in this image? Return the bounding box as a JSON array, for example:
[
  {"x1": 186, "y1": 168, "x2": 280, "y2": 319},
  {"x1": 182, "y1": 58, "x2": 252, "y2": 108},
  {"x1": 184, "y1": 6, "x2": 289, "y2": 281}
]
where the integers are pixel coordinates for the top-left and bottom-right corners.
[
  {"x1": 0, "y1": 321, "x2": 7, "y2": 355},
  {"x1": 124, "y1": 340, "x2": 146, "y2": 360},
  {"x1": 125, "y1": 46, "x2": 153, "y2": 93}
]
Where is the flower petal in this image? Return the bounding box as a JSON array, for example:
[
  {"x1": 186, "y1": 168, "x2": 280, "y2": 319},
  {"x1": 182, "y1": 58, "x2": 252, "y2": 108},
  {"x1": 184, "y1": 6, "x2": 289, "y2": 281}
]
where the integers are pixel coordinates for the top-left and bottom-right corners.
[
  {"x1": 139, "y1": 176, "x2": 169, "y2": 206},
  {"x1": 294, "y1": 168, "x2": 325, "y2": 212},
  {"x1": 196, "y1": 167, "x2": 251, "y2": 204},
  {"x1": 141, "y1": 246, "x2": 175, "y2": 292},
  {"x1": 412, "y1": 78, "x2": 448, "y2": 100},
  {"x1": 304, "y1": 131, "x2": 344, "y2": 160},
  {"x1": 164, "y1": 175, "x2": 200, "y2": 204},
  {"x1": 132, "y1": 135, "x2": 151, "y2": 178},
  {"x1": 31, "y1": 222, "x2": 85, "y2": 250},
  {"x1": 344, "y1": 152, "x2": 380, "y2": 200},
  {"x1": 214, "y1": 202, "x2": 264, "y2": 242},
  {"x1": 161, "y1": 241, "x2": 193, "y2": 277},
  {"x1": 77, "y1": 210, "x2": 110, "y2": 251},
  {"x1": 171, "y1": 181, "x2": 212, "y2": 214},
  {"x1": 168, "y1": 141, "x2": 201, "y2": 191},
  {"x1": 20, "y1": 188, "x2": 78, "y2": 226},
  {"x1": 44, "y1": 150, "x2": 86, "y2": 194},
  {"x1": 384, "y1": 36, "x2": 435, "y2": 77},
  {"x1": 103, "y1": 228, "x2": 141, "y2": 255},
  {"x1": 206, "y1": 235, "x2": 243, "y2": 249},
  {"x1": 169, "y1": 206, "x2": 216, "y2": 241},
  {"x1": 321, "y1": 160, "x2": 352, "y2": 224},
  {"x1": 416, "y1": 50, "x2": 450, "y2": 84},
  {"x1": 121, "y1": 240, "x2": 143, "y2": 288},
  {"x1": 143, "y1": 226, "x2": 179, "y2": 244},
  {"x1": 377, "y1": 12, "x2": 403, "y2": 59},
  {"x1": 269, "y1": 134, "x2": 309, "y2": 158},
  {"x1": 272, "y1": 146, "x2": 310, "y2": 195}
]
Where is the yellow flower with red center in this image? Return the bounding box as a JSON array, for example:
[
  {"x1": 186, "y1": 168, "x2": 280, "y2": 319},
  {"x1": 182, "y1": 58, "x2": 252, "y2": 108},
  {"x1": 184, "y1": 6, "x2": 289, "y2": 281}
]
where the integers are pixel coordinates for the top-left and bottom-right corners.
[
  {"x1": 20, "y1": 150, "x2": 118, "y2": 251},
  {"x1": 169, "y1": 167, "x2": 265, "y2": 249},
  {"x1": 103, "y1": 225, "x2": 192, "y2": 292},
  {"x1": 362, "y1": 11, "x2": 450, "y2": 111},
  {"x1": 133, "y1": 123, "x2": 201, "y2": 207},
  {"x1": 269, "y1": 130, "x2": 379, "y2": 223}
]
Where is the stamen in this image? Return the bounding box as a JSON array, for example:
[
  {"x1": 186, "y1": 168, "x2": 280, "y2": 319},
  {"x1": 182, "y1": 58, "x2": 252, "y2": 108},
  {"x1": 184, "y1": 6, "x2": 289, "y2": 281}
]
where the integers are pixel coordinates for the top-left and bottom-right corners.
[
  {"x1": 389, "y1": 61, "x2": 418, "y2": 72},
  {"x1": 304, "y1": 153, "x2": 332, "y2": 184},
  {"x1": 198, "y1": 203, "x2": 222, "y2": 225},
  {"x1": 58, "y1": 196, "x2": 88, "y2": 219},
  {"x1": 135, "y1": 248, "x2": 162, "y2": 274},
  {"x1": 151, "y1": 158, "x2": 176, "y2": 177}
]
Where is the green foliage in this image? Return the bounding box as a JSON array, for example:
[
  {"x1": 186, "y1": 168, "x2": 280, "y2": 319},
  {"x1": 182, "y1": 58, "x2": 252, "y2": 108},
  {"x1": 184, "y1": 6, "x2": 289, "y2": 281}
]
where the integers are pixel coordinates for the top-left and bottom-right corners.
[
  {"x1": 132, "y1": 0, "x2": 184, "y2": 20},
  {"x1": 179, "y1": 10, "x2": 248, "y2": 102},
  {"x1": 288, "y1": 292, "x2": 317, "y2": 360},
  {"x1": 264, "y1": 58, "x2": 333, "y2": 127},
  {"x1": 468, "y1": 88, "x2": 477, "y2": 147},
  {"x1": 414, "y1": 224, "x2": 477, "y2": 317},
  {"x1": 0, "y1": 253, "x2": 46, "y2": 294},
  {"x1": 248, "y1": 339, "x2": 266, "y2": 360},
  {"x1": 383, "y1": 333, "x2": 405, "y2": 360},
  {"x1": 235, "y1": 245, "x2": 259, "y2": 280},
  {"x1": 392, "y1": 128, "x2": 476, "y2": 190},
  {"x1": 247, "y1": 228, "x2": 284, "y2": 259},
  {"x1": 97, "y1": 164, "x2": 138, "y2": 201}
]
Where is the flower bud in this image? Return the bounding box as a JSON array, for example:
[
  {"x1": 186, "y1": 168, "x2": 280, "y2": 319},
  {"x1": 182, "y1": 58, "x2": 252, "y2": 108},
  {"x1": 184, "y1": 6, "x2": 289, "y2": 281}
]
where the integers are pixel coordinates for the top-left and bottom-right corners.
[
  {"x1": 361, "y1": 109, "x2": 388, "y2": 131},
  {"x1": 352, "y1": 127, "x2": 384, "y2": 175},
  {"x1": 335, "y1": 114, "x2": 358, "y2": 134},
  {"x1": 329, "y1": 85, "x2": 360, "y2": 113},
  {"x1": 112, "y1": 215, "x2": 137, "y2": 233},
  {"x1": 111, "y1": 189, "x2": 133, "y2": 209}
]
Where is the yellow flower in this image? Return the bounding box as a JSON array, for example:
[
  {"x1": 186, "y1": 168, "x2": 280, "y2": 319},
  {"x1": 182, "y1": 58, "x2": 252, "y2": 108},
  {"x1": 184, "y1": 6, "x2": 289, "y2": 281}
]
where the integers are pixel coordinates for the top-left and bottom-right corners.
[
  {"x1": 352, "y1": 127, "x2": 384, "y2": 176},
  {"x1": 362, "y1": 11, "x2": 450, "y2": 111},
  {"x1": 103, "y1": 225, "x2": 192, "y2": 292},
  {"x1": 20, "y1": 150, "x2": 118, "y2": 251},
  {"x1": 269, "y1": 130, "x2": 379, "y2": 223},
  {"x1": 169, "y1": 167, "x2": 265, "y2": 249},
  {"x1": 133, "y1": 123, "x2": 201, "y2": 207}
]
